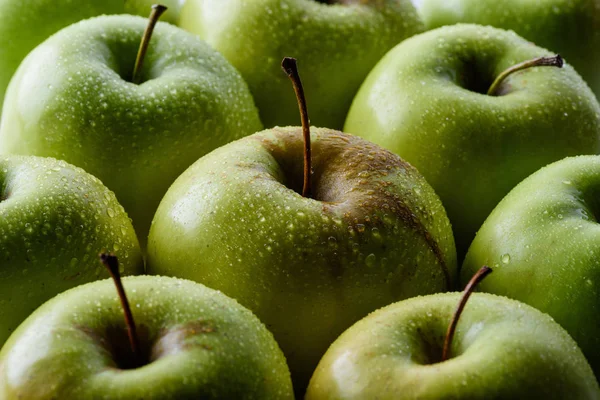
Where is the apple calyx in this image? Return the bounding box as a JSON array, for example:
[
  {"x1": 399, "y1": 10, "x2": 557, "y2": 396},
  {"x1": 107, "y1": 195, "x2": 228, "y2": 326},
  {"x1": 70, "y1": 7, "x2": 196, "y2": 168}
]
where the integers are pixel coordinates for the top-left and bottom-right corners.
[
  {"x1": 100, "y1": 253, "x2": 142, "y2": 368},
  {"x1": 132, "y1": 4, "x2": 168, "y2": 84},
  {"x1": 441, "y1": 265, "x2": 493, "y2": 362},
  {"x1": 487, "y1": 54, "x2": 564, "y2": 96},
  {"x1": 282, "y1": 57, "x2": 312, "y2": 198}
]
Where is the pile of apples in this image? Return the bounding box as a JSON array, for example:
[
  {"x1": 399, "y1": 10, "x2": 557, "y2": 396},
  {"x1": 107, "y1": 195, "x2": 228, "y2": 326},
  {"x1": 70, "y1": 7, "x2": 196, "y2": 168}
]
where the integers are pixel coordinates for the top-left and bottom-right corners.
[{"x1": 0, "y1": 0, "x2": 599, "y2": 398}]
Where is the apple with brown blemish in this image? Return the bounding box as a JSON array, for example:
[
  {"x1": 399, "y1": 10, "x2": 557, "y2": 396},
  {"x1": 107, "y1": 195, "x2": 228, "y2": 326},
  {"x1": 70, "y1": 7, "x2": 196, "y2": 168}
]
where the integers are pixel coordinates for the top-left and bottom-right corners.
[
  {"x1": 0, "y1": 254, "x2": 294, "y2": 399},
  {"x1": 146, "y1": 58, "x2": 457, "y2": 394}
]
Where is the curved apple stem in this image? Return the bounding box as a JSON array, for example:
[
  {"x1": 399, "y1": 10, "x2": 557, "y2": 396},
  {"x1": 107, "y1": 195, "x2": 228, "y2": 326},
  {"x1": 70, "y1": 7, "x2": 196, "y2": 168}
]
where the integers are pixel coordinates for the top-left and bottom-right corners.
[
  {"x1": 100, "y1": 253, "x2": 141, "y2": 366},
  {"x1": 281, "y1": 57, "x2": 312, "y2": 199},
  {"x1": 132, "y1": 4, "x2": 168, "y2": 84},
  {"x1": 441, "y1": 265, "x2": 493, "y2": 362},
  {"x1": 487, "y1": 54, "x2": 563, "y2": 96}
]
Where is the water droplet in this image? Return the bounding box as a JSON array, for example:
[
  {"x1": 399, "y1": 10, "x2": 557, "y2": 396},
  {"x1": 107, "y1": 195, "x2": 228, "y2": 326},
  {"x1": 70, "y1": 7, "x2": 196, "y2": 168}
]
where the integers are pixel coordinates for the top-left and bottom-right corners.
[
  {"x1": 365, "y1": 253, "x2": 376, "y2": 267},
  {"x1": 501, "y1": 254, "x2": 511, "y2": 264}
]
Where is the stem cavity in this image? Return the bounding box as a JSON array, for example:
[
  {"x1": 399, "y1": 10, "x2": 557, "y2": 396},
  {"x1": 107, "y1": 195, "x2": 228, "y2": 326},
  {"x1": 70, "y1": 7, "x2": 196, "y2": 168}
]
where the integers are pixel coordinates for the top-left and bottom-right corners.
[
  {"x1": 442, "y1": 265, "x2": 493, "y2": 362},
  {"x1": 100, "y1": 253, "x2": 141, "y2": 367},
  {"x1": 281, "y1": 57, "x2": 312, "y2": 198},
  {"x1": 132, "y1": 4, "x2": 168, "y2": 84},
  {"x1": 487, "y1": 54, "x2": 563, "y2": 96}
]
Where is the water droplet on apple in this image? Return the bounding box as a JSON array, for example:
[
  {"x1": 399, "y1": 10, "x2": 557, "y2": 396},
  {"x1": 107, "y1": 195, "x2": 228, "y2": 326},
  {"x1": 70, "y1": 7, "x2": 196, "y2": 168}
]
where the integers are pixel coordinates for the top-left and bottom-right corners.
[
  {"x1": 502, "y1": 254, "x2": 511, "y2": 264},
  {"x1": 365, "y1": 253, "x2": 376, "y2": 268}
]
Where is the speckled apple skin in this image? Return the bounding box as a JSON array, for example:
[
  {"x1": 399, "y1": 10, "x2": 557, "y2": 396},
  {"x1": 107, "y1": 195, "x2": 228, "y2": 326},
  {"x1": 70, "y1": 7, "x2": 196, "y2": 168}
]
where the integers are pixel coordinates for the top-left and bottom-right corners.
[
  {"x1": 180, "y1": 0, "x2": 424, "y2": 130},
  {"x1": 146, "y1": 127, "x2": 458, "y2": 391},
  {"x1": 345, "y1": 24, "x2": 600, "y2": 258},
  {"x1": 0, "y1": 15, "x2": 263, "y2": 246},
  {"x1": 463, "y1": 155, "x2": 600, "y2": 380},
  {"x1": 0, "y1": 0, "x2": 181, "y2": 114},
  {"x1": 0, "y1": 155, "x2": 143, "y2": 345},
  {"x1": 0, "y1": 276, "x2": 294, "y2": 399},
  {"x1": 306, "y1": 293, "x2": 600, "y2": 399},
  {"x1": 415, "y1": 0, "x2": 600, "y2": 101}
]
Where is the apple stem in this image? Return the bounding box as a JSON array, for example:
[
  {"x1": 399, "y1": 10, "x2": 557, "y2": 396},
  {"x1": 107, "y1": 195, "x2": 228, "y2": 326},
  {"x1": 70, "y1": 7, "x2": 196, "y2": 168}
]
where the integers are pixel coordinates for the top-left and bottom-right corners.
[
  {"x1": 132, "y1": 4, "x2": 168, "y2": 84},
  {"x1": 441, "y1": 265, "x2": 493, "y2": 362},
  {"x1": 487, "y1": 54, "x2": 563, "y2": 96},
  {"x1": 282, "y1": 57, "x2": 312, "y2": 198},
  {"x1": 100, "y1": 253, "x2": 141, "y2": 366}
]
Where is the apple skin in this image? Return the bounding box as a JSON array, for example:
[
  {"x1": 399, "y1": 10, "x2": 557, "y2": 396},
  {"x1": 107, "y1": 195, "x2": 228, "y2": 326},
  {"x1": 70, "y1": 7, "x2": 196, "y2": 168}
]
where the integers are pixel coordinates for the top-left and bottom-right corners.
[
  {"x1": 306, "y1": 292, "x2": 600, "y2": 399},
  {"x1": 412, "y1": 0, "x2": 600, "y2": 101},
  {"x1": 0, "y1": 0, "x2": 181, "y2": 116},
  {"x1": 0, "y1": 276, "x2": 294, "y2": 399},
  {"x1": 462, "y1": 155, "x2": 600, "y2": 380},
  {"x1": 0, "y1": 155, "x2": 143, "y2": 346},
  {"x1": 344, "y1": 24, "x2": 600, "y2": 258},
  {"x1": 146, "y1": 127, "x2": 457, "y2": 392},
  {"x1": 179, "y1": 0, "x2": 424, "y2": 130},
  {"x1": 0, "y1": 15, "x2": 263, "y2": 246}
]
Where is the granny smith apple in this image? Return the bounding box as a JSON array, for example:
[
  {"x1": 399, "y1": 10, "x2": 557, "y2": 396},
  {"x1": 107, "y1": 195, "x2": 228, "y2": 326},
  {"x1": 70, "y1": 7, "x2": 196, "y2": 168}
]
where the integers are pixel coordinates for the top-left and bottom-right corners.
[
  {"x1": 146, "y1": 126, "x2": 458, "y2": 392},
  {"x1": 0, "y1": 273, "x2": 294, "y2": 398},
  {"x1": 0, "y1": 14, "x2": 263, "y2": 246},
  {"x1": 412, "y1": 0, "x2": 600, "y2": 100},
  {"x1": 463, "y1": 155, "x2": 600, "y2": 379},
  {"x1": 0, "y1": 0, "x2": 182, "y2": 116},
  {"x1": 306, "y1": 292, "x2": 600, "y2": 399},
  {"x1": 179, "y1": 0, "x2": 424, "y2": 130},
  {"x1": 345, "y1": 24, "x2": 600, "y2": 259},
  {"x1": 0, "y1": 155, "x2": 143, "y2": 346}
]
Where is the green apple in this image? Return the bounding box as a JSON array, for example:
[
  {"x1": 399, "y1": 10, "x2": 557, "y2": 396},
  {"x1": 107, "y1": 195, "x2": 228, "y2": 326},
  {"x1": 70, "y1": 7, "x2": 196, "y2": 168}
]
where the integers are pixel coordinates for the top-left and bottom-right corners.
[
  {"x1": 0, "y1": 14, "x2": 263, "y2": 246},
  {"x1": 306, "y1": 292, "x2": 600, "y2": 399},
  {"x1": 344, "y1": 24, "x2": 600, "y2": 258},
  {"x1": 0, "y1": 273, "x2": 294, "y2": 398},
  {"x1": 0, "y1": 0, "x2": 182, "y2": 116},
  {"x1": 0, "y1": 155, "x2": 143, "y2": 346},
  {"x1": 463, "y1": 155, "x2": 600, "y2": 379},
  {"x1": 412, "y1": 0, "x2": 600, "y2": 100},
  {"x1": 146, "y1": 126, "x2": 458, "y2": 392},
  {"x1": 179, "y1": 0, "x2": 424, "y2": 130}
]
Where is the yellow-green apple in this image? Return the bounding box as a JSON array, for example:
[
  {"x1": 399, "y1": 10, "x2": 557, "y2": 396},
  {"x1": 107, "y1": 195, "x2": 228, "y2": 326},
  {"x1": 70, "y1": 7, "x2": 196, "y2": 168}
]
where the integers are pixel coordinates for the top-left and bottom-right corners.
[
  {"x1": 306, "y1": 291, "x2": 600, "y2": 399},
  {"x1": 0, "y1": 0, "x2": 182, "y2": 116},
  {"x1": 412, "y1": 0, "x2": 600, "y2": 100},
  {"x1": 345, "y1": 24, "x2": 600, "y2": 258},
  {"x1": 146, "y1": 125, "x2": 458, "y2": 392},
  {"x1": 0, "y1": 14, "x2": 263, "y2": 246},
  {"x1": 0, "y1": 270, "x2": 294, "y2": 398},
  {"x1": 463, "y1": 155, "x2": 600, "y2": 379},
  {"x1": 179, "y1": 0, "x2": 424, "y2": 130}
]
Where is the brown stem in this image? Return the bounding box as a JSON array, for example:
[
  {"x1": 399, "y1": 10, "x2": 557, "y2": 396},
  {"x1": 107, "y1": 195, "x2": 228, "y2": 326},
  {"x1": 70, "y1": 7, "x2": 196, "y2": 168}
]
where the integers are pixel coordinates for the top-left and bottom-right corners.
[
  {"x1": 281, "y1": 57, "x2": 312, "y2": 198},
  {"x1": 132, "y1": 4, "x2": 168, "y2": 84},
  {"x1": 100, "y1": 253, "x2": 141, "y2": 366},
  {"x1": 441, "y1": 265, "x2": 493, "y2": 362},
  {"x1": 487, "y1": 54, "x2": 563, "y2": 96}
]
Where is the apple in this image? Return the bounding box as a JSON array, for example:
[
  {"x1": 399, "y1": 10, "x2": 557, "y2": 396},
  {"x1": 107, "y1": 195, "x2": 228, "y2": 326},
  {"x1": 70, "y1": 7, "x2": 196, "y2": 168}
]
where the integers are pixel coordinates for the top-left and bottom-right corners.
[
  {"x1": 411, "y1": 0, "x2": 600, "y2": 100},
  {"x1": 344, "y1": 24, "x2": 600, "y2": 258},
  {"x1": 462, "y1": 155, "x2": 600, "y2": 379},
  {"x1": 0, "y1": 155, "x2": 143, "y2": 346},
  {"x1": 0, "y1": 13, "x2": 263, "y2": 246},
  {"x1": 0, "y1": 0, "x2": 181, "y2": 115},
  {"x1": 306, "y1": 290, "x2": 600, "y2": 399},
  {"x1": 0, "y1": 255, "x2": 294, "y2": 399},
  {"x1": 179, "y1": 0, "x2": 424, "y2": 130},
  {"x1": 146, "y1": 121, "x2": 457, "y2": 394},
  {"x1": 146, "y1": 58, "x2": 457, "y2": 393}
]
